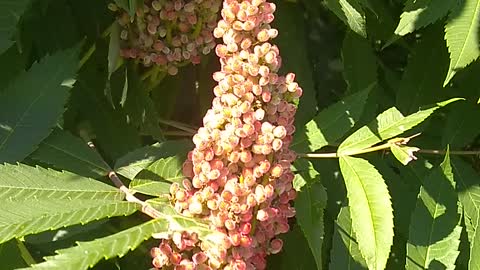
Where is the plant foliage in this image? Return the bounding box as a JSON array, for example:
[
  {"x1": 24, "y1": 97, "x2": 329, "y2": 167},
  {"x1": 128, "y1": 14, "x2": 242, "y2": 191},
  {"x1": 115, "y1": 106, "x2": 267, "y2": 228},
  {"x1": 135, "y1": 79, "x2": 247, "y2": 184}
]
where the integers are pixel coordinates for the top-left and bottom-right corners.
[{"x1": 0, "y1": 0, "x2": 480, "y2": 269}]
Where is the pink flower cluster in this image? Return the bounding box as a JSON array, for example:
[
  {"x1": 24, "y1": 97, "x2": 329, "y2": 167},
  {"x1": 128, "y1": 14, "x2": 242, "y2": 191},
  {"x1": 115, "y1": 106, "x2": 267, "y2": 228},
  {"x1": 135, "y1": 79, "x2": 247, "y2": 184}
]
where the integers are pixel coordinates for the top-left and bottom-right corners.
[
  {"x1": 150, "y1": 0, "x2": 302, "y2": 268},
  {"x1": 110, "y1": 0, "x2": 221, "y2": 75}
]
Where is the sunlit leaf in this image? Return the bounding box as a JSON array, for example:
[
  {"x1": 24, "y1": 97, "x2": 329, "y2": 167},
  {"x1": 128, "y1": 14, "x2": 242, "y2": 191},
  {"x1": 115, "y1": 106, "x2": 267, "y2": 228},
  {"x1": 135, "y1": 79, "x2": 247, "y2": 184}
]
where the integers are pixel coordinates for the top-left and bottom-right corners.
[
  {"x1": 339, "y1": 156, "x2": 393, "y2": 270},
  {"x1": 292, "y1": 87, "x2": 371, "y2": 152},
  {"x1": 452, "y1": 158, "x2": 480, "y2": 270},
  {"x1": 444, "y1": 0, "x2": 480, "y2": 85},
  {"x1": 406, "y1": 151, "x2": 462, "y2": 270},
  {"x1": 338, "y1": 98, "x2": 461, "y2": 154}
]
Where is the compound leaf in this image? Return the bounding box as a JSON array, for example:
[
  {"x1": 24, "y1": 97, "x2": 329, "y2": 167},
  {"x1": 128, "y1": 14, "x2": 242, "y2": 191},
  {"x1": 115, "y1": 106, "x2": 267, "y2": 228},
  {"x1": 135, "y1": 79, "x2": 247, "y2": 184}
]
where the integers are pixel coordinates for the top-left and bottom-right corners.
[
  {"x1": 0, "y1": 199, "x2": 138, "y2": 245},
  {"x1": 0, "y1": 163, "x2": 123, "y2": 201},
  {"x1": 0, "y1": 46, "x2": 79, "y2": 163}
]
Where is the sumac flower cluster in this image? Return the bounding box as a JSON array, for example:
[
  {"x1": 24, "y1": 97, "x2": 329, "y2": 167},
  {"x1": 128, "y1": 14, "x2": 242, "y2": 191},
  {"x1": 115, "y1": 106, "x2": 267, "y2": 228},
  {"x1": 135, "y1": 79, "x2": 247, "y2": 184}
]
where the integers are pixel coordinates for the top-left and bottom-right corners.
[
  {"x1": 110, "y1": 0, "x2": 221, "y2": 75},
  {"x1": 150, "y1": 0, "x2": 302, "y2": 268}
]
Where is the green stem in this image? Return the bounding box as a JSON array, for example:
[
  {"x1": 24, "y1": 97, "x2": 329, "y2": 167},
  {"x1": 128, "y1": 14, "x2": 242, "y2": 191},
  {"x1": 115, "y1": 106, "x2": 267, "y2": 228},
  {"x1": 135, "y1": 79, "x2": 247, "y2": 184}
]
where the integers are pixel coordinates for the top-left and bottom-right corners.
[
  {"x1": 158, "y1": 118, "x2": 197, "y2": 134},
  {"x1": 78, "y1": 44, "x2": 96, "y2": 69},
  {"x1": 298, "y1": 146, "x2": 480, "y2": 159},
  {"x1": 16, "y1": 239, "x2": 36, "y2": 266}
]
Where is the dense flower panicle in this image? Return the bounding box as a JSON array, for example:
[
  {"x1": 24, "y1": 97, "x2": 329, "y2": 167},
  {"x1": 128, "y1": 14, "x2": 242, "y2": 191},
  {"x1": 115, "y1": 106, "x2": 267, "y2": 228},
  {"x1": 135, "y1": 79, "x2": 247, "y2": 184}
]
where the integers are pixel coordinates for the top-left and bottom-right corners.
[
  {"x1": 150, "y1": 0, "x2": 302, "y2": 268},
  {"x1": 109, "y1": 0, "x2": 221, "y2": 75}
]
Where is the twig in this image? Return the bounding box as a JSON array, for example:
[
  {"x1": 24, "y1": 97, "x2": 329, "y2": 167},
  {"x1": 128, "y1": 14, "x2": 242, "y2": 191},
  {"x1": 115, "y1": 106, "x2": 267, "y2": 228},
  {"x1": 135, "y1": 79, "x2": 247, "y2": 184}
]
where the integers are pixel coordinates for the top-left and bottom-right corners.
[
  {"x1": 16, "y1": 239, "x2": 36, "y2": 266},
  {"x1": 297, "y1": 143, "x2": 392, "y2": 158},
  {"x1": 418, "y1": 149, "x2": 480, "y2": 155},
  {"x1": 159, "y1": 118, "x2": 197, "y2": 134},
  {"x1": 86, "y1": 140, "x2": 164, "y2": 219},
  {"x1": 163, "y1": 130, "x2": 195, "y2": 137},
  {"x1": 298, "y1": 146, "x2": 480, "y2": 159}
]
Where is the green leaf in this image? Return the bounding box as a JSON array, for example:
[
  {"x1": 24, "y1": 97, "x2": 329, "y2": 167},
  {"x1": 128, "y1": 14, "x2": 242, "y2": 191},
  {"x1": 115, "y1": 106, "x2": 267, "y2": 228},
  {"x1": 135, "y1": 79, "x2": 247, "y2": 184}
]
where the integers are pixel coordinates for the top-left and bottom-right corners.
[
  {"x1": 442, "y1": 102, "x2": 480, "y2": 148},
  {"x1": 294, "y1": 161, "x2": 327, "y2": 269},
  {"x1": 21, "y1": 218, "x2": 168, "y2": 270},
  {"x1": 0, "y1": 0, "x2": 31, "y2": 54},
  {"x1": 395, "y1": 26, "x2": 450, "y2": 114},
  {"x1": 444, "y1": 0, "x2": 480, "y2": 85},
  {"x1": 273, "y1": 1, "x2": 317, "y2": 126},
  {"x1": 0, "y1": 45, "x2": 79, "y2": 163},
  {"x1": 30, "y1": 129, "x2": 110, "y2": 179},
  {"x1": 291, "y1": 86, "x2": 371, "y2": 152},
  {"x1": 452, "y1": 158, "x2": 480, "y2": 270},
  {"x1": 0, "y1": 240, "x2": 29, "y2": 268},
  {"x1": 329, "y1": 206, "x2": 368, "y2": 269},
  {"x1": 342, "y1": 31, "x2": 377, "y2": 94},
  {"x1": 71, "y1": 40, "x2": 141, "y2": 162},
  {"x1": 390, "y1": 144, "x2": 420, "y2": 165},
  {"x1": 130, "y1": 156, "x2": 185, "y2": 196},
  {"x1": 0, "y1": 199, "x2": 138, "y2": 245},
  {"x1": 394, "y1": 0, "x2": 456, "y2": 36},
  {"x1": 267, "y1": 226, "x2": 317, "y2": 270},
  {"x1": 406, "y1": 151, "x2": 462, "y2": 270},
  {"x1": 325, "y1": 0, "x2": 367, "y2": 38},
  {"x1": 115, "y1": 140, "x2": 192, "y2": 179},
  {"x1": 338, "y1": 98, "x2": 461, "y2": 154},
  {"x1": 339, "y1": 156, "x2": 393, "y2": 270},
  {"x1": 0, "y1": 163, "x2": 123, "y2": 201},
  {"x1": 108, "y1": 22, "x2": 121, "y2": 77}
]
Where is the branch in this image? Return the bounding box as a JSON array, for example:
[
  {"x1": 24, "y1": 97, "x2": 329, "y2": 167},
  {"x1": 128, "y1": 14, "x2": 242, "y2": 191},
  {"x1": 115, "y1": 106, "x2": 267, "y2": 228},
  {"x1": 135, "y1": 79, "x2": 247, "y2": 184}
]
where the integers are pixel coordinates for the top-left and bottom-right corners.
[
  {"x1": 86, "y1": 140, "x2": 163, "y2": 219},
  {"x1": 298, "y1": 146, "x2": 480, "y2": 159}
]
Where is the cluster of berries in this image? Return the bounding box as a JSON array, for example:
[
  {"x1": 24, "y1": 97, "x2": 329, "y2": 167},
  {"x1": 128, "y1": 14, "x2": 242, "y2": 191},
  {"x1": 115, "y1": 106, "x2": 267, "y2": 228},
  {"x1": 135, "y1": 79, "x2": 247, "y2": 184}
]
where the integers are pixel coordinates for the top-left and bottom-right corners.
[
  {"x1": 150, "y1": 0, "x2": 303, "y2": 268},
  {"x1": 110, "y1": 0, "x2": 221, "y2": 75}
]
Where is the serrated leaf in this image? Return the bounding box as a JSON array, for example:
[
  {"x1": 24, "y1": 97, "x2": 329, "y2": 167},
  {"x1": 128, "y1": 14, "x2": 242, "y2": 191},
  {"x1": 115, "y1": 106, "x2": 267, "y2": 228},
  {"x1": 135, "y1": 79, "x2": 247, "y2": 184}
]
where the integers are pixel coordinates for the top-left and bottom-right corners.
[
  {"x1": 339, "y1": 156, "x2": 393, "y2": 270},
  {"x1": 342, "y1": 31, "x2": 377, "y2": 94},
  {"x1": 71, "y1": 40, "x2": 141, "y2": 162},
  {"x1": 130, "y1": 156, "x2": 184, "y2": 196},
  {"x1": 0, "y1": 199, "x2": 138, "y2": 245},
  {"x1": 452, "y1": 158, "x2": 480, "y2": 270},
  {"x1": 444, "y1": 0, "x2": 480, "y2": 85},
  {"x1": 394, "y1": 0, "x2": 456, "y2": 36},
  {"x1": 338, "y1": 98, "x2": 461, "y2": 154},
  {"x1": 329, "y1": 206, "x2": 368, "y2": 270},
  {"x1": 291, "y1": 86, "x2": 371, "y2": 152},
  {"x1": 30, "y1": 129, "x2": 110, "y2": 178},
  {"x1": 115, "y1": 140, "x2": 192, "y2": 179},
  {"x1": 0, "y1": 0, "x2": 31, "y2": 54},
  {"x1": 294, "y1": 160, "x2": 327, "y2": 269},
  {"x1": 273, "y1": 1, "x2": 317, "y2": 126},
  {"x1": 442, "y1": 102, "x2": 480, "y2": 148},
  {"x1": 395, "y1": 26, "x2": 450, "y2": 114},
  {"x1": 22, "y1": 218, "x2": 168, "y2": 270},
  {"x1": 0, "y1": 46, "x2": 79, "y2": 163},
  {"x1": 0, "y1": 163, "x2": 122, "y2": 200},
  {"x1": 406, "y1": 151, "x2": 462, "y2": 270},
  {"x1": 325, "y1": 0, "x2": 367, "y2": 37},
  {"x1": 390, "y1": 144, "x2": 420, "y2": 165}
]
